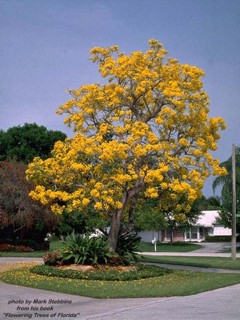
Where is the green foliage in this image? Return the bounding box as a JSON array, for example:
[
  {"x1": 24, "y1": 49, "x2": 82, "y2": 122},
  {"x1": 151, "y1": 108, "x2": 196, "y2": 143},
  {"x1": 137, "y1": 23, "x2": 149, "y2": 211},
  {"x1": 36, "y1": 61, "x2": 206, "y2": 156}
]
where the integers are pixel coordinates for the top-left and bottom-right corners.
[
  {"x1": 205, "y1": 235, "x2": 233, "y2": 242},
  {"x1": 116, "y1": 228, "x2": 142, "y2": 262},
  {"x1": 106, "y1": 253, "x2": 129, "y2": 266},
  {"x1": 0, "y1": 123, "x2": 66, "y2": 245},
  {"x1": 15, "y1": 239, "x2": 37, "y2": 249},
  {"x1": 0, "y1": 244, "x2": 33, "y2": 252},
  {"x1": 0, "y1": 239, "x2": 38, "y2": 250},
  {"x1": 47, "y1": 230, "x2": 143, "y2": 266},
  {"x1": 55, "y1": 210, "x2": 108, "y2": 237},
  {"x1": 133, "y1": 199, "x2": 167, "y2": 231},
  {"x1": 134, "y1": 196, "x2": 213, "y2": 233},
  {"x1": 0, "y1": 160, "x2": 61, "y2": 241},
  {"x1": 212, "y1": 146, "x2": 240, "y2": 232},
  {"x1": 190, "y1": 196, "x2": 221, "y2": 214},
  {"x1": 43, "y1": 250, "x2": 63, "y2": 266},
  {"x1": 0, "y1": 123, "x2": 67, "y2": 163},
  {"x1": 55, "y1": 211, "x2": 87, "y2": 236},
  {"x1": 31, "y1": 264, "x2": 171, "y2": 281},
  {"x1": 60, "y1": 233, "x2": 110, "y2": 265}
]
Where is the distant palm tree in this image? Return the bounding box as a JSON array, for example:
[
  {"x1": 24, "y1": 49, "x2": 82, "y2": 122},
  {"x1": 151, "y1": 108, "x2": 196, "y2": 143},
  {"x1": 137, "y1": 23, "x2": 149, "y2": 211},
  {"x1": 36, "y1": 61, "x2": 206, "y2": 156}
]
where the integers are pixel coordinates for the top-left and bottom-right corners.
[
  {"x1": 213, "y1": 147, "x2": 240, "y2": 196},
  {"x1": 212, "y1": 146, "x2": 240, "y2": 229}
]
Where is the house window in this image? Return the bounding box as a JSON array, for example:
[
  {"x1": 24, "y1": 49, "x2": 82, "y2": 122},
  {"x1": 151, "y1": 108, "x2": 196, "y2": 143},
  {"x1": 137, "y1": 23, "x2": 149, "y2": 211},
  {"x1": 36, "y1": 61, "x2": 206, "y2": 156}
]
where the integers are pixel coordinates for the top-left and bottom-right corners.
[
  {"x1": 191, "y1": 227, "x2": 198, "y2": 239},
  {"x1": 164, "y1": 229, "x2": 173, "y2": 242},
  {"x1": 207, "y1": 227, "x2": 213, "y2": 236},
  {"x1": 199, "y1": 227, "x2": 204, "y2": 239},
  {"x1": 185, "y1": 230, "x2": 191, "y2": 240},
  {"x1": 185, "y1": 227, "x2": 200, "y2": 240}
]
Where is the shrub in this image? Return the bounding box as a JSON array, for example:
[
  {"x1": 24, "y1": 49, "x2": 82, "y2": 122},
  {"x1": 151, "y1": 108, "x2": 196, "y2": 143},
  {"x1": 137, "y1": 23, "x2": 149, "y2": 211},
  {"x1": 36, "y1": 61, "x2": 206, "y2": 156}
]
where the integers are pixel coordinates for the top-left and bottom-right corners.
[
  {"x1": 31, "y1": 264, "x2": 171, "y2": 281},
  {"x1": 0, "y1": 243, "x2": 33, "y2": 252},
  {"x1": 107, "y1": 253, "x2": 129, "y2": 266},
  {"x1": 0, "y1": 239, "x2": 13, "y2": 245},
  {"x1": 0, "y1": 244, "x2": 14, "y2": 251},
  {"x1": 59, "y1": 232, "x2": 110, "y2": 265},
  {"x1": 0, "y1": 238, "x2": 48, "y2": 251},
  {"x1": 15, "y1": 239, "x2": 37, "y2": 249},
  {"x1": 116, "y1": 229, "x2": 141, "y2": 262},
  {"x1": 43, "y1": 250, "x2": 63, "y2": 266},
  {"x1": 205, "y1": 236, "x2": 232, "y2": 242}
]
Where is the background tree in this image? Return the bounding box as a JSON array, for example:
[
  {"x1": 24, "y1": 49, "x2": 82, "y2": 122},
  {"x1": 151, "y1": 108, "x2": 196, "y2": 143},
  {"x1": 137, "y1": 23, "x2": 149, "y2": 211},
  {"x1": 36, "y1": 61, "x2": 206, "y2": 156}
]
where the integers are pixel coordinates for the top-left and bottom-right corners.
[
  {"x1": 0, "y1": 123, "x2": 66, "y2": 241},
  {"x1": 212, "y1": 147, "x2": 240, "y2": 231},
  {"x1": 0, "y1": 123, "x2": 67, "y2": 163},
  {"x1": 27, "y1": 40, "x2": 226, "y2": 252},
  {"x1": 0, "y1": 161, "x2": 61, "y2": 241},
  {"x1": 190, "y1": 195, "x2": 222, "y2": 212},
  {"x1": 132, "y1": 193, "x2": 221, "y2": 235}
]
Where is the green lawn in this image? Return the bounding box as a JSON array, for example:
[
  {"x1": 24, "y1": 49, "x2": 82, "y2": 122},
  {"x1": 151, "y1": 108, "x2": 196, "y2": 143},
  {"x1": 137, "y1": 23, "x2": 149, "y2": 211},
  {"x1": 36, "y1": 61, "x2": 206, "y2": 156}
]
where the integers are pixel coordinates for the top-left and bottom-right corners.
[
  {"x1": 1, "y1": 265, "x2": 240, "y2": 298},
  {"x1": 0, "y1": 251, "x2": 45, "y2": 258},
  {"x1": 142, "y1": 255, "x2": 240, "y2": 270},
  {"x1": 0, "y1": 241, "x2": 62, "y2": 257},
  {"x1": 138, "y1": 242, "x2": 201, "y2": 252},
  {"x1": 0, "y1": 241, "x2": 201, "y2": 257},
  {"x1": 222, "y1": 246, "x2": 240, "y2": 253},
  {"x1": 49, "y1": 240, "x2": 63, "y2": 251}
]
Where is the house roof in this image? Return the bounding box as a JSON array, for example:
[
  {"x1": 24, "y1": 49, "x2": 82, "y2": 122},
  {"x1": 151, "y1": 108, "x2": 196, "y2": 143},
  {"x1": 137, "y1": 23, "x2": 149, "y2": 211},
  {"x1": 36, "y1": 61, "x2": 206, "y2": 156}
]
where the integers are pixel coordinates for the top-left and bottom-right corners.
[{"x1": 195, "y1": 210, "x2": 220, "y2": 227}]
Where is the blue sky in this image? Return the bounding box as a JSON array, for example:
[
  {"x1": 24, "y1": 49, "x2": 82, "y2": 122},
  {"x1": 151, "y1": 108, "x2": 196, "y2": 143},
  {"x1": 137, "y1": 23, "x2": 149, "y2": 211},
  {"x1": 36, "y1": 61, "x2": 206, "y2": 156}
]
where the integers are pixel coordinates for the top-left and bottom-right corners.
[{"x1": 0, "y1": 0, "x2": 240, "y2": 196}]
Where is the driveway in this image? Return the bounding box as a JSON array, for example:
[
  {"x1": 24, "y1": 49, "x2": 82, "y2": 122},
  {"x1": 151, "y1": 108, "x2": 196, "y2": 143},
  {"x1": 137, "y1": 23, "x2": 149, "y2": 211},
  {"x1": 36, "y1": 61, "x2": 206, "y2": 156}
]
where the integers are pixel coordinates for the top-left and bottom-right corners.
[{"x1": 192, "y1": 242, "x2": 237, "y2": 253}]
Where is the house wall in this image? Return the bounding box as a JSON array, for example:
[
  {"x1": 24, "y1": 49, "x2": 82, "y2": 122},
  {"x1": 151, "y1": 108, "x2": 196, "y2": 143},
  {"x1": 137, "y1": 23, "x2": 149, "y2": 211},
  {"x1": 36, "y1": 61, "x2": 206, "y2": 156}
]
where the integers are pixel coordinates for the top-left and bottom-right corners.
[
  {"x1": 138, "y1": 211, "x2": 232, "y2": 243},
  {"x1": 172, "y1": 229, "x2": 184, "y2": 242},
  {"x1": 184, "y1": 226, "x2": 206, "y2": 242},
  {"x1": 139, "y1": 230, "x2": 162, "y2": 242},
  {"x1": 213, "y1": 225, "x2": 232, "y2": 236}
]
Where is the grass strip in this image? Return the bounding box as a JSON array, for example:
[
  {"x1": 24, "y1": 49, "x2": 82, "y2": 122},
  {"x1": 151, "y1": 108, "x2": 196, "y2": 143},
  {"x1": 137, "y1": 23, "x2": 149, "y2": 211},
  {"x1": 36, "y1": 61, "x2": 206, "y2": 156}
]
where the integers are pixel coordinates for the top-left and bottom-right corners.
[
  {"x1": 138, "y1": 242, "x2": 201, "y2": 252},
  {"x1": 142, "y1": 255, "x2": 240, "y2": 270},
  {"x1": 0, "y1": 252, "x2": 45, "y2": 257}
]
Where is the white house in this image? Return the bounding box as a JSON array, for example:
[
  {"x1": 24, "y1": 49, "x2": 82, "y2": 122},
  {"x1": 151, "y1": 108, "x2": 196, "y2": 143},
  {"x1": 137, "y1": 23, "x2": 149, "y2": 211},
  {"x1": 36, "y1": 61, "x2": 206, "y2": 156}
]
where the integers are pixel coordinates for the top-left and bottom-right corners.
[{"x1": 139, "y1": 210, "x2": 232, "y2": 243}]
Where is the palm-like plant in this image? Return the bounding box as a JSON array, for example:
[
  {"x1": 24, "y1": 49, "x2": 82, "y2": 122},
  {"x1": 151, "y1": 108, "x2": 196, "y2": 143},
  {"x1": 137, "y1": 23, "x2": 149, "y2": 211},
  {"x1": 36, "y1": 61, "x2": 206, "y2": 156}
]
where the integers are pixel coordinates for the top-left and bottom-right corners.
[{"x1": 212, "y1": 147, "x2": 240, "y2": 229}]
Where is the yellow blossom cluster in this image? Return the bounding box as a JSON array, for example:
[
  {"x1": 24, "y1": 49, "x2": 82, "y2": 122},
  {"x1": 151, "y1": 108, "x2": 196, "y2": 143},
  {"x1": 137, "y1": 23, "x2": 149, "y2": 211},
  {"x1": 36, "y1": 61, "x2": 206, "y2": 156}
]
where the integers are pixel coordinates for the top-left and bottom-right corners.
[{"x1": 27, "y1": 39, "x2": 226, "y2": 226}]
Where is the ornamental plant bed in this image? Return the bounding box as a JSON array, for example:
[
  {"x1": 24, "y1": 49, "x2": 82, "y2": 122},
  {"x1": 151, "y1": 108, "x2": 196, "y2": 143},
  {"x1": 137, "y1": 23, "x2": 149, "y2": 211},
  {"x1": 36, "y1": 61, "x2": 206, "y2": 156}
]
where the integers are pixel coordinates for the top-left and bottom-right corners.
[
  {"x1": 56, "y1": 264, "x2": 137, "y2": 272},
  {"x1": 31, "y1": 264, "x2": 171, "y2": 281}
]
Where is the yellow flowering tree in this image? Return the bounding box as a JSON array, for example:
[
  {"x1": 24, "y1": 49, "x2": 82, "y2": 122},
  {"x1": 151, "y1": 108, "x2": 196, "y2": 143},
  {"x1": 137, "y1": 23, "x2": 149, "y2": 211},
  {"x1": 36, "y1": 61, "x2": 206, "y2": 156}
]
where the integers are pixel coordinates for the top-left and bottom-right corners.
[{"x1": 26, "y1": 40, "x2": 226, "y2": 252}]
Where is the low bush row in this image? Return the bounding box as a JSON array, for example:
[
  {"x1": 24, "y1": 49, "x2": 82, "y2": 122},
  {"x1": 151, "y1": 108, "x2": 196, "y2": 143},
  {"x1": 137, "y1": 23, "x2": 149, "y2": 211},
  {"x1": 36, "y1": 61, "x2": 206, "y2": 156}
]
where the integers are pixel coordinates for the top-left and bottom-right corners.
[
  {"x1": 0, "y1": 243, "x2": 33, "y2": 252},
  {"x1": 31, "y1": 264, "x2": 171, "y2": 281},
  {"x1": 205, "y1": 235, "x2": 240, "y2": 242},
  {"x1": 0, "y1": 239, "x2": 49, "y2": 251}
]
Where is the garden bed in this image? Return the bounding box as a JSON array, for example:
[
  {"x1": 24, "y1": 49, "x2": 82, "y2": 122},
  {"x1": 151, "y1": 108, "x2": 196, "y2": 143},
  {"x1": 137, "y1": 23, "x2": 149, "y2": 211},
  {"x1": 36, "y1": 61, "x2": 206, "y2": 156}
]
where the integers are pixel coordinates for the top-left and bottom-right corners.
[
  {"x1": 31, "y1": 263, "x2": 171, "y2": 281},
  {"x1": 57, "y1": 264, "x2": 137, "y2": 272}
]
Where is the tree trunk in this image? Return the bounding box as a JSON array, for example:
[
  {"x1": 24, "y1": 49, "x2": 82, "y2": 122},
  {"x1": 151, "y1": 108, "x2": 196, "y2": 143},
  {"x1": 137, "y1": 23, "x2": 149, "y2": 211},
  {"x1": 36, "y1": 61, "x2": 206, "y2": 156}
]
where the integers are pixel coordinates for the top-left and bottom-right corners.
[
  {"x1": 108, "y1": 181, "x2": 144, "y2": 252},
  {"x1": 108, "y1": 210, "x2": 122, "y2": 252}
]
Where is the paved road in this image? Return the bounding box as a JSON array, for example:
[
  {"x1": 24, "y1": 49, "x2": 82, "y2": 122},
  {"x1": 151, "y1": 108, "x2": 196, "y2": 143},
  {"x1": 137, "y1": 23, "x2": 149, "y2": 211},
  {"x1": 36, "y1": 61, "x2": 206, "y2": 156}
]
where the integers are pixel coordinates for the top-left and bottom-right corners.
[
  {"x1": 1, "y1": 244, "x2": 240, "y2": 320},
  {"x1": 1, "y1": 280, "x2": 240, "y2": 320}
]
